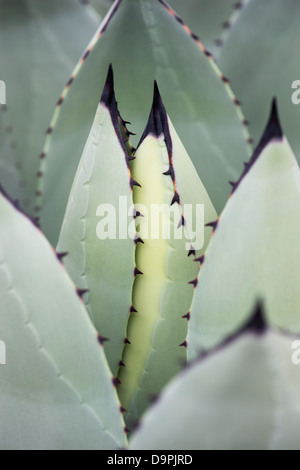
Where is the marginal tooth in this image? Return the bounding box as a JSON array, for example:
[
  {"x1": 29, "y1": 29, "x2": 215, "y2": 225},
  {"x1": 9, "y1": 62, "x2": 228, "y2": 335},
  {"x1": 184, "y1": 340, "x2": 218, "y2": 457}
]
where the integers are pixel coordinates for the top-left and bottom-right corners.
[
  {"x1": 134, "y1": 237, "x2": 144, "y2": 246},
  {"x1": 194, "y1": 255, "x2": 205, "y2": 265},
  {"x1": 76, "y1": 288, "x2": 89, "y2": 299},
  {"x1": 97, "y1": 335, "x2": 109, "y2": 345},
  {"x1": 130, "y1": 306, "x2": 138, "y2": 313},
  {"x1": 56, "y1": 251, "x2": 69, "y2": 262},
  {"x1": 189, "y1": 278, "x2": 199, "y2": 288},
  {"x1": 134, "y1": 268, "x2": 143, "y2": 277},
  {"x1": 130, "y1": 178, "x2": 142, "y2": 190},
  {"x1": 112, "y1": 377, "x2": 121, "y2": 387},
  {"x1": 206, "y1": 219, "x2": 219, "y2": 231},
  {"x1": 171, "y1": 192, "x2": 180, "y2": 206},
  {"x1": 188, "y1": 247, "x2": 196, "y2": 257},
  {"x1": 182, "y1": 312, "x2": 191, "y2": 321},
  {"x1": 163, "y1": 166, "x2": 175, "y2": 181}
]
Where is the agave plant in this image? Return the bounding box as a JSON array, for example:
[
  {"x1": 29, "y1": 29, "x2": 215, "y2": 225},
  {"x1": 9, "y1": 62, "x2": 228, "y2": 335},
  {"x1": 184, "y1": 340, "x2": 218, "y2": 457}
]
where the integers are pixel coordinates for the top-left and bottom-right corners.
[
  {"x1": 0, "y1": 0, "x2": 300, "y2": 451},
  {"x1": 130, "y1": 306, "x2": 300, "y2": 450},
  {"x1": 0, "y1": 0, "x2": 99, "y2": 215}
]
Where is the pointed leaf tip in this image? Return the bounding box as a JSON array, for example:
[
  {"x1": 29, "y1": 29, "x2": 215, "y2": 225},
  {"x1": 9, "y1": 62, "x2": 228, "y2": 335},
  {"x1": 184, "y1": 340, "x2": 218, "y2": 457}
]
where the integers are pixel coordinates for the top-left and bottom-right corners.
[
  {"x1": 232, "y1": 98, "x2": 284, "y2": 193},
  {"x1": 100, "y1": 64, "x2": 116, "y2": 109},
  {"x1": 241, "y1": 302, "x2": 268, "y2": 336},
  {"x1": 137, "y1": 81, "x2": 172, "y2": 157},
  {"x1": 153, "y1": 80, "x2": 160, "y2": 97},
  {"x1": 254, "y1": 97, "x2": 283, "y2": 155},
  {"x1": 153, "y1": 80, "x2": 163, "y2": 112},
  {"x1": 198, "y1": 303, "x2": 269, "y2": 363},
  {"x1": 266, "y1": 97, "x2": 283, "y2": 141},
  {"x1": 141, "y1": 80, "x2": 167, "y2": 138}
]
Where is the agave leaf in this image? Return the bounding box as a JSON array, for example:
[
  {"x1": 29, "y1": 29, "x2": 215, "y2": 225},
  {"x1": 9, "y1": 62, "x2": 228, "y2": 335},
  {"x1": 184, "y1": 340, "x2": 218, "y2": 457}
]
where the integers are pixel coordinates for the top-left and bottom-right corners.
[
  {"x1": 168, "y1": 0, "x2": 236, "y2": 57},
  {"x1": 0, "y1": 111, "x2": 20, "y2": 205},
  {"x1": 117, "y1": 84, "x2": 216, "y2": 430},
  {"x1": 219, "y1": 0, "x2": 300, "y2": 157},
  {"x1": 0, "y1": 191, "x2": 126, "y2": 450},
  {"x1": 39, "y1": 0, "x2": 250, "y2": 246},
  {"x1": 130, "y1": 310, "x2": 300, "y2": 450},
  {"x1": 57, "y1": 67, "x2": 135, "y2": 378},
  {"x1": 188, "y1": 100, "x2": 300, "y2": 359},
  {"x1": 0, "y1": 0, "x2": 98, "y2": 215}
]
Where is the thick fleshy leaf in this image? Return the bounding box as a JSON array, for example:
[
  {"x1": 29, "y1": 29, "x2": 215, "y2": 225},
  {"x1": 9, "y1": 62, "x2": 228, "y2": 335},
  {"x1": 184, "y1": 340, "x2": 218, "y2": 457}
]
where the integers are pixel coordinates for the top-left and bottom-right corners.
[
  {"x1": 117, "y1": 85, "x2": 216, "y2": 429},
  {"x1": 38, "y1": 0, "x2": 250, "y2": 245},
  {"x1": 0, "y1": 191, "x2": 126, "y2": 450},
  {"x1": 57, "y1": 67, "x2": 135, "y2": 378},
  {"x1": 0, "y1": 0, "x2": 98, "y2": 215},
  {"x1": 130, "y1": 314, "x2": 300, "y2": 450},
  {"x1": 219, "y1": 0, "x2": 300, "y2": 157},
  {"x1": 168, "y1": 0, "x2": 236, "y2": 57},
  {"x1": 188, "y1": 101, "x2": 300, "y2": 358}
]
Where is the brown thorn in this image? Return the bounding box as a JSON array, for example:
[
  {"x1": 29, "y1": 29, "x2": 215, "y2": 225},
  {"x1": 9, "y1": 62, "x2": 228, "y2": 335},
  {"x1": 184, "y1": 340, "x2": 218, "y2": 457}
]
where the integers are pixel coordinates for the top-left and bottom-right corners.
[
  {"x1": 82, "y1": 49, "x2": 91, "y2": 61},
  {"x1": 188, "y1": 248, "x2": 196, "y2": 257},
  {"x1": 189, "y1": 279, "x2": 199, "y2": 288},
  {"x1": 206, "y1": 219, "x2": 219, "y2": 231},
  {"x1": 182, "y1": 312, "x2": 191, "y2": 321},
  {"x1": 194, "y1": 255, "x2": 205, "y2": 264},
  {"x1": 171, "y1": 192, "x2": 180, "y2": 206},
  {"x1": 56, "y1": 252, "x2": 68, "y2": 262},
  {"x1": 221, "y1": 75, "x2": 230, "y2": 84},
  {"x1": 163, "y1": 167, "x2": 175, "y2": 181},
  {"x1": 98, "y1": 335, "x2": 109, "y2": 345},
  {"x1": 130, "y1": 178, "x2": 141, "y2": 190},
  {"x1": 222, "y1": 21, "x2": 231, "y2": 29},
  {"x1": 134, "y1": 237, "x2": 144, "y2": 246},
  {"x1": 178, "y1": 215, "x2": 186, "y2": 228},
  {"x1": 112, "y1": 377, "x2": 121, "y2": 387},
  {"x1": 134, "y1": 268, "x2": 143, "y2": 277},
  {"x1": 77, "y1": 288, "x2": 89, "y2": 299},
  {"x1": 66, "y1": 77, "x2": 74, "y2": 87},
  {"x1": 234, "y1": 1, "x2": 243, "y2": 9}
]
